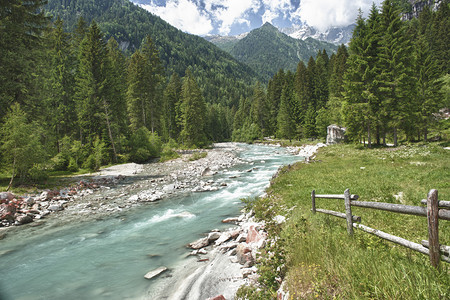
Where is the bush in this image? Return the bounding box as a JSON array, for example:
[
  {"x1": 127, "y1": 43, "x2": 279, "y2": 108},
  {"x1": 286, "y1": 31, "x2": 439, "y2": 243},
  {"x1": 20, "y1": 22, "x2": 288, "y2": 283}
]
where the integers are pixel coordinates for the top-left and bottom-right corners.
[
  {"x1": 129, "y1": 127, "x2": 162, "y2": 163},
  {"x1": 67, "y1": 156, "x2": 79, "y2": 172},
  {"x1": 28, "y1": 164, "x2": 49, "y2": 182}
]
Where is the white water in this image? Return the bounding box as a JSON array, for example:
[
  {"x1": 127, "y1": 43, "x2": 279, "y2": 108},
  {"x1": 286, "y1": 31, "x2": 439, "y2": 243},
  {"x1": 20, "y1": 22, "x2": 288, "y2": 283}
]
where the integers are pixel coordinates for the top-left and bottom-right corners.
[{"x1": 0, "y1": 144, "x2": 303, "y2": 300}]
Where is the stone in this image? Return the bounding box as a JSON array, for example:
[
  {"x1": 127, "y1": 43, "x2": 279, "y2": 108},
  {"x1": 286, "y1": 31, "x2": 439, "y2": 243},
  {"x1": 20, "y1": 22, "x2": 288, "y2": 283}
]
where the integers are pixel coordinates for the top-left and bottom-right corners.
[
  {"x1": 246, "y1": 225, "x2": 264, "y2": 244},
  {"x1": 222, "y1": 217, "x2": 239, "y2": 223},
  {"x1": 236, "y1": 243, "x2": 253, "y2": 265},
  {"x1": 48, "y1": 204, "x2": 63, "y2": 212},
  {"x1": 144, "y1": 266, "x2": 168, "y2": 280},
  {"x1": 207, "y1": 296, "x2": 226, "y2": 300},
  {"x1": 25, "y1": 197, "x2": 35, "y2": 206},
  {"x1": 326, "y1": 124, "x2": 346, "y2": 144},
  {"x1": 0, "y1": 192, "x2": 15, "y2": 203},
  {"x1": 15, "y1": 215, "x2": 33, "y2": 225},
  {"x1": 189, "y1": 237, "x2": 209, "y2": 249},
  {"x1": 236, "y1": 234, "x2": 247, "y2": 243},
  {"x1": 207, "y1": 232, "x2": 221, "y2": 243},
  {"x1": 215, "y1": 232, "x2": 231, "y2": 246}
]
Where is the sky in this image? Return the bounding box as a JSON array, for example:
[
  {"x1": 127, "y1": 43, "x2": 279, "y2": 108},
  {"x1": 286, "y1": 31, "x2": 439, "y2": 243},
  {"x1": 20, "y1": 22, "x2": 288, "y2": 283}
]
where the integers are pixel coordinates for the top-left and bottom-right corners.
[{"x1": 136, "y1": 0, "x2": 383, "y2": 36}]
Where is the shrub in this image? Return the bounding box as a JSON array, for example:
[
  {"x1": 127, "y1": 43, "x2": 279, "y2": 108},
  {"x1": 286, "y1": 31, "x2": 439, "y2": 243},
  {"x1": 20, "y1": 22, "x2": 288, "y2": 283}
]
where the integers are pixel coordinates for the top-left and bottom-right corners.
[{"x1": 129, "y1": 127, "x2": 162, "y2": 163}]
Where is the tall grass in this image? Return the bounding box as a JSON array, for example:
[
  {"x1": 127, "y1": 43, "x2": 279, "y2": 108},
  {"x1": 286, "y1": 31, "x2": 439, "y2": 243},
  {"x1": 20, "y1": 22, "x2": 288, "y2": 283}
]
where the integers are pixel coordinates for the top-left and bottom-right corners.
[{"x1": 242, "y1": 143, "x2": 449, "y2": 299}]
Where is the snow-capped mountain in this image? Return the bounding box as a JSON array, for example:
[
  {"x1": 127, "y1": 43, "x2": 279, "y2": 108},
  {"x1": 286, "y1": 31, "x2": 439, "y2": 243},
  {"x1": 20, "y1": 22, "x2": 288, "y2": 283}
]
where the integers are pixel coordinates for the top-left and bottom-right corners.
[{"x1": 280, "y1": 24, "x2": 355, "y2": 45}]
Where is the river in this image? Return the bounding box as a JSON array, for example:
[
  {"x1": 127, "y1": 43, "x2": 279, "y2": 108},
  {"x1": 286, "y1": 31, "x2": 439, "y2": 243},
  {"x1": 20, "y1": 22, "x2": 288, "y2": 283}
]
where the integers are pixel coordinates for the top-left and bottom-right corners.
[{"x1": 0, "y1": 143, "x2": 304, "y2": 300}]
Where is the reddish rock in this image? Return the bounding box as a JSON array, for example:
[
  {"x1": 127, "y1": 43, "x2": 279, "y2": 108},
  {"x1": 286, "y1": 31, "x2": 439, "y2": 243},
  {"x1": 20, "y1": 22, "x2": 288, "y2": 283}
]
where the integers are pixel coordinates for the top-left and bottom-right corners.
[
  {"x1": 246, "y1": 225, "x2": 263, "y2": 244},
  {"x1": 236, "y1": 243, "x2": 253, "y2": 265},
  {"x1": 207, "y1": 295, "x2": 226, "y2": 300},
  {"x1": 0, "y1": 192, "x2": 15, "y2": 203}
]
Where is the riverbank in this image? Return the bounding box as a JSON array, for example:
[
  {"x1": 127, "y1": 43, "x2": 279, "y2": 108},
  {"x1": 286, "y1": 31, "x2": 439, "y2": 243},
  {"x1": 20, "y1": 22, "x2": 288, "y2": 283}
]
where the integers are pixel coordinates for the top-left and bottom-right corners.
[
  {"x1": 0, "y1": 143, "x2": 244, "y2": 238},
  {"x1": 160, "y1": 142, "x2": 327, "y2": 300},
  {"x1": 236, "y1": 143, "x2": 449, "y2": 299}
]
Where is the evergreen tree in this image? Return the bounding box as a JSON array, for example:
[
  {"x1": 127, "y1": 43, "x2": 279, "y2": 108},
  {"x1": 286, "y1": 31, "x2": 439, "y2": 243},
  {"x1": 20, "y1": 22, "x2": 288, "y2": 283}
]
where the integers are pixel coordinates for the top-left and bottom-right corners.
[
  {"x1": 377, "y1": 0, "x2": 416, "y2": 145},
  {"x1": 276, "y1": 83, "x2": 296, "y2": 141},
  {"x1": 161, "y1": 72, "x2": 182, "y2": 141},
  {"x1": 266, "y1": 69, "x2": 286, "y2": 136},
  {"x1": 0, "y1": 0, "x2": 49, "y2": 118},
  {"x1": 179, "y1": 70, "x2": 207, "y2": 147},
  {"x1": 126, "y1": 35, "x2": 164, "y2": 133},
  {"x1": 294, "y1": 60, "x2": 310, "y2": 124},
  {"x1": 250, "y1": 82, "x2": 268, "y2": 136},
  {"x1": 44, "y1": 17, "x2": 76, "y2": 150}
]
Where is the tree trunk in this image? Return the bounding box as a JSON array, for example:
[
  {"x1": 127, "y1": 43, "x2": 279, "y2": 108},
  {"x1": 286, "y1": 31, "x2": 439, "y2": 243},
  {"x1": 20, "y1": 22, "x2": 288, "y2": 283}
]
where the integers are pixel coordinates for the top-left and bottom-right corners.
[
  {"x1": 376, "y1": 125, "x2": 380, "y2": 145},
  {"x1": 393, "y1": 127, "x2": 398, "y2": 147},
  {"x1": 6, "y1": 157, "x2": 16, "y2": 192},
  {"x1": 103, "y1": 99, "x2": 118, "y2": 162},
  {"x1": 367, "y1": 122, "x2": 372, "y2": 148}
]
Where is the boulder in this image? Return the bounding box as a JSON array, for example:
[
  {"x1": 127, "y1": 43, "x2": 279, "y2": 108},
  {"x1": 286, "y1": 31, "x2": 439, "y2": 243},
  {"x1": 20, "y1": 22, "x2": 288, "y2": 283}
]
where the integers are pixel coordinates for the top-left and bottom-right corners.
[
  {"x1": 215, "y1": 232, "x2": 231, "y2": 246},
  {"x1": 15, "y1": 215, "x2": 33, "y2": 225},
  {"x1": 326, "y1": 124, "x2": 346, "y2": 144},
  {"x1": 48, "y1": 204, "x2": 63, "y2": 212},
  {"x1": 25, "y1": 197, "x2": 35, "y2": 206},
  {"x1": 189, "y1": 237, "x2": 209, "y2": 249},
  {"x1": 222, "y1": 217, "x2": 239, "y2": 223},
  {"x1": 0, "y1": 192, "x2": 15, "y2": 203},
  {"x1": 144, "y1": 266, "x2": 168, "y2": 280},
  {"x1": 246, "y1": 225, "x2": 264, "y2": 244},
  {"x1": 207, "y1": 232, "x2": 221, "y2": 243},
  {"x1": 207, "y1": 296, "x2": 226, "y2": 300},
  {"x1": 236, "y1": 243, "x2": 253, "y2": 265}
]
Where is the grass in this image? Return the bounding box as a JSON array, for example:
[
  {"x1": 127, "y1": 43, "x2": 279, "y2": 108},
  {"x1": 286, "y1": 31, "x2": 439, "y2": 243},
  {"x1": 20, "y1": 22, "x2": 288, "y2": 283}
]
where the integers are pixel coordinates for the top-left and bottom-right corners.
[
  {"x1": 238, "y1": 143, "x2": 449, "y2": 299},
  {"x1": 188, "y1": 151, "x2": 207, "y2": 161}
]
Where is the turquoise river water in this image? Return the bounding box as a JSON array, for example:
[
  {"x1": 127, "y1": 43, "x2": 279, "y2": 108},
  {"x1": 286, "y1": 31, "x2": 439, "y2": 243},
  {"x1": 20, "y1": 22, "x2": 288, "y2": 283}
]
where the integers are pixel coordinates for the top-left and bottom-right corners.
[{"x1": 0, "y1": 144, "x2": 304, "y2": 300}]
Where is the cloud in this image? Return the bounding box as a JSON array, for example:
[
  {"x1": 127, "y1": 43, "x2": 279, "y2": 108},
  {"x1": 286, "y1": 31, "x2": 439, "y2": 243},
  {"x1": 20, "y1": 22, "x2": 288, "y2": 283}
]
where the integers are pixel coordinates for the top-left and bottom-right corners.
[
  {"x1": 140, "y1": 0, "x2": 213, "y2": 35},
  {"x1": 295, "y1": 0, "x2": 383, "y2": 31},
  {"x1": 261, "y1": 0, "x2": 296, "y2": 24},
  {"x1": 204, "y1": 0, "x2": 260, "y2": 35}
]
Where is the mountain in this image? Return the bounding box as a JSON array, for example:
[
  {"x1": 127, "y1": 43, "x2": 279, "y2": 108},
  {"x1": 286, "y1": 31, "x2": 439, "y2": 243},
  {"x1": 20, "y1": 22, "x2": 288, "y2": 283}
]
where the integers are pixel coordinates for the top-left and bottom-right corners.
[
  {"x1": 280, "y1": 24, "x2": 355, "y2": 46},
  {"x1": 204, "y1": 33, "x2": 247, "y2": 53},
  {"x1": 45, "y1": 0, "x2": 260, "y2": 107},
  {"x1": 218, "y1": 23, "x2": 338, "y2": 81}
]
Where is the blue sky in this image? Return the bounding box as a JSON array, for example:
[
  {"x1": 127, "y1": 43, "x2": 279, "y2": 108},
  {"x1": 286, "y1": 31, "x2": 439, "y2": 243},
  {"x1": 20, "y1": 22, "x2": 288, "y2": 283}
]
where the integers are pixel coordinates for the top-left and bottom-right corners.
[{"x1": 134, "y1": 0, "x2": 383, "y2": 36}]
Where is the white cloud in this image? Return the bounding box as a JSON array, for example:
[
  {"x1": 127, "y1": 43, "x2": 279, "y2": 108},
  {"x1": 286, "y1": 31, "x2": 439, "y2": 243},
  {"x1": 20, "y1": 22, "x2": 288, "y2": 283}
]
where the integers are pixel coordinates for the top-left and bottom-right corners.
[
  {"x1": 140, "y1": 0, "x2": 213, "y2": 35},
  {"x1": 204, "y1": 0, "x2": 259, "y2": 35},
  {"x1": 295, "y1": 0, "x2": 383, "y2": 31},
  {"x1": 261, "y1": 0, "x2": 295, "y2": 23}
]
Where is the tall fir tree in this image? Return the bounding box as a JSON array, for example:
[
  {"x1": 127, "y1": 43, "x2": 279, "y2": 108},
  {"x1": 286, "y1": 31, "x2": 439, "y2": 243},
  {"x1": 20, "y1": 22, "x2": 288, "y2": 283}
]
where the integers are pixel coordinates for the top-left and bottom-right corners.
[
  {"x1": 161, "y1": 72, "x2": 182, "y2": 141},
  {"x1": 179, "y1": 69, "x2": 207, "y2": 147}
]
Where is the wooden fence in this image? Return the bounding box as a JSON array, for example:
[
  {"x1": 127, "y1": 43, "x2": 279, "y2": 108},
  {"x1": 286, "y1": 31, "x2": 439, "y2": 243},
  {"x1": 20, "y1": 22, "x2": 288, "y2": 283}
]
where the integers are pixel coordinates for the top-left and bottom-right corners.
[{"x1": 311, "y1": 189, "x2": 450, "y2": 268}]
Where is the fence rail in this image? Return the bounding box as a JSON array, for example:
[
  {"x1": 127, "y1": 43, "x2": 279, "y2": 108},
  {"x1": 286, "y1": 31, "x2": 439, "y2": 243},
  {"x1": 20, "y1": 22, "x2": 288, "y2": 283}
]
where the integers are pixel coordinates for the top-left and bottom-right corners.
[{"x1": 311, "y1": 189, "x2": 449, "y2": 268}]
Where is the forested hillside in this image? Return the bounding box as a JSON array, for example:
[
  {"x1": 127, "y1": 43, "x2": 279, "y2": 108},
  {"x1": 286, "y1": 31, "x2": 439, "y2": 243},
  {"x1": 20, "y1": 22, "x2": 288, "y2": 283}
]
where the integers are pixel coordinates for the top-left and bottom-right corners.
[
  {"x1": 227, "y1": 23, "x2": 337, "y2": 81},
  {"x1": 45, "y1": 0, "x2": 260, "y2": 107},
  {"x1": 232, "y1": 1, "x2": 449, "y2": 146}
]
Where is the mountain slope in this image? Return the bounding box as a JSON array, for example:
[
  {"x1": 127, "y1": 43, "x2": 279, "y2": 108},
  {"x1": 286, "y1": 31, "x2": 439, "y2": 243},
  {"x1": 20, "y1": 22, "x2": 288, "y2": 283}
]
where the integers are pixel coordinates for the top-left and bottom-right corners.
[
  {"x1": 45, "y1": 0, "x2": 260, "y2": 106},
  {"x1": 280, "y1": 24, "x2": 355, "y2": 45},
  {"x1": 226, "y1": 23, "x2": 338, "y2": 80}
]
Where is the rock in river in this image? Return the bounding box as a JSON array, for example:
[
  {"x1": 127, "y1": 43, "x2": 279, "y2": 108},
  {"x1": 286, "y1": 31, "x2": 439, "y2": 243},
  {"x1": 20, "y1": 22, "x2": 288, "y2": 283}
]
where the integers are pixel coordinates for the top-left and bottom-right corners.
[{"x1": 144, "y1": 266, "x2": 168, "y2": 280}]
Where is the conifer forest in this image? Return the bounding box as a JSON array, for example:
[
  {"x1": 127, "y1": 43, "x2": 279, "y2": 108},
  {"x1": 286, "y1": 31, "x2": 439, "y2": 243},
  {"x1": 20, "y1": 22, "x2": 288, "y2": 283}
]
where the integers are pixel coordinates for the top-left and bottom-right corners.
[{"x1": 0, "y1": 0, "x2": 448, "y2": 187}]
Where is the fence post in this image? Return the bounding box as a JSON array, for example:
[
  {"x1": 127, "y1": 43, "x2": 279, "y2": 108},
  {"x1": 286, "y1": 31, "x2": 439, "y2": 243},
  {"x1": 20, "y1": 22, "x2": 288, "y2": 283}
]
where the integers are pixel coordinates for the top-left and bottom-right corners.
[
  {"x1": 311, "y1": 190, "x2": 316, "y2": 214},
  {"x1": 427, "y1": 189, "x2": 440, "y2": 268},
  {"x1": 344, "y1": 188, "x2": 354, "y2": 236}
]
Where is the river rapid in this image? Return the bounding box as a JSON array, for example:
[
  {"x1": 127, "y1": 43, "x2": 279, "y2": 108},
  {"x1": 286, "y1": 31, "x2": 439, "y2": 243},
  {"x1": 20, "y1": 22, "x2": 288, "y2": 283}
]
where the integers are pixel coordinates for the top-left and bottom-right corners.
[{"x1": 0, "y1": 143, "x2": 305, "y2": 300}]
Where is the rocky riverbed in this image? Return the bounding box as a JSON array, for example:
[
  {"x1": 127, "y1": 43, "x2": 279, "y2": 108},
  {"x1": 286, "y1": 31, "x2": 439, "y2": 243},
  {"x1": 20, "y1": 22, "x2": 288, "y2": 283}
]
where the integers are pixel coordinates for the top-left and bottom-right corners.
[{"x1": 0, "y1": 143, "x2": 245, "y2": 235}]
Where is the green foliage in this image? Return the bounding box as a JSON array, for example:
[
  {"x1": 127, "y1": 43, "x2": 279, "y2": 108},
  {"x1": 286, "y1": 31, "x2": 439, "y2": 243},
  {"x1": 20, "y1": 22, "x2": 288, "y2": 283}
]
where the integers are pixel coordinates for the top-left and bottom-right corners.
[
  {"x1": 129, "y1": 127, "x2": 162, "y2": 163},
  {"x1": 1, "y1": 104, "x2": 47, "y2": 184},
  {"x1": 247, "y1": 144, "x2": 449, "y2": 299},
  {"x1": 188, "y1": 152, "x2": 207, "y2": 161}
]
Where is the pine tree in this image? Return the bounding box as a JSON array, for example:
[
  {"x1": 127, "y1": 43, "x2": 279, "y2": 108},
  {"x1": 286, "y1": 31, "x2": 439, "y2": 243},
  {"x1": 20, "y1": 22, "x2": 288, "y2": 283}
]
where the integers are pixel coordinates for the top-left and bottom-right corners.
[
  {"x1": 266, "y1": 69, "x2": 286, "y2": 136},
  {"x1": 126, "y1": 35, "x2": 164, "y2": 133},
  {"x1": 294, "y1": 61, "x2": 310, "y2": 124},
  {"x1": 179, "y1": 70, "x2": 207, "y2": 147},
  {"x1": 377, "y1": 0, "x2": 416, "y2": 145},
  {"x1": 250, "y1": 82, "x2": 268, "y2": 136},
  {"x1": 44, "y1": 17, "x2": 76, "y2": 148},
  {"x1": 276, "y1": 83, "x2": 296, "y2": 141},
  {"x1": 0, "y1": 0, "x2": 49, "y2": 118},
  {"x1": 74, "y1": 21, "x2": 109, "y2": 145},
  {"x1": 161, "y1": 72, "x2": 182, "y2": 141}
]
